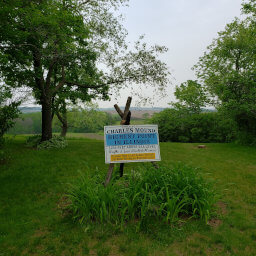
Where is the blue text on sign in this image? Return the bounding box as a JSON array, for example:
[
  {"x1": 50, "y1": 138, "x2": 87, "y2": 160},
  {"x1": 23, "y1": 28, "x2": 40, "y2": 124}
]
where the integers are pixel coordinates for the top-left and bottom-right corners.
[{"x1": 106, "y1": 133, "x2": 158, "y2": 146}]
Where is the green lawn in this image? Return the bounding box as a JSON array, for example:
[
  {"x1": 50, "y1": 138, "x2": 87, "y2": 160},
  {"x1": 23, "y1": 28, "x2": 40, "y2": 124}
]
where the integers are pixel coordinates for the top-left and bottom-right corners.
[{"x1": 1, "y1": 135, "x2": 256, "y2": 255}]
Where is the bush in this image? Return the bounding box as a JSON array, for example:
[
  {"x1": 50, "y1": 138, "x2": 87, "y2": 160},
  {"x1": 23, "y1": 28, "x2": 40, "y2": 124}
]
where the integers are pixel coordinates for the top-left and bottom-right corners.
[
  {"x1": 26, "y1": 135, "x2": 68, "y2": 149},
  {"x1": 0, "y1": 102, "x2": 20, "y2": 140},
  {"x1": 68, "y1": 164, "x2": 216, "y2": 229},
  {"x1": 38, "y1": 136, "x2": 68, "y2": 150},
  {"x1": 150, "y1": 109, "x2": 236, "y2": 143}
]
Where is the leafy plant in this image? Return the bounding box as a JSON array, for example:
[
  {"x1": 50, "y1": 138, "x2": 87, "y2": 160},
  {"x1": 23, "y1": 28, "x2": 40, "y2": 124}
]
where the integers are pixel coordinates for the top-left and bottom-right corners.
[
  {"x1": 68, "y1": 164, "x2": 216, "y2": 229},
  {"x1": 26, "y1": 135, "x2": 68, "y2": 150},
  {"x1": 37, "y1": 136, "x2": 68, "y2": 150}
]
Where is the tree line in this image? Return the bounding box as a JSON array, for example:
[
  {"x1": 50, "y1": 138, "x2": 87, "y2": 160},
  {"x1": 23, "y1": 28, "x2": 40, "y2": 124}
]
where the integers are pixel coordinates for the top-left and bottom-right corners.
[{"x1": 8, "y1": 109, "x2": 119, "y2": 135}]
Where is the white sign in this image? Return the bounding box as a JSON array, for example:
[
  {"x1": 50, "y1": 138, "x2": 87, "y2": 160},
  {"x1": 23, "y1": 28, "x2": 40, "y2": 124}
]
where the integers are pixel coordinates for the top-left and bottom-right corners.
[{"x1": 104, "y1": 125, "x2": 161, "y2": 163}]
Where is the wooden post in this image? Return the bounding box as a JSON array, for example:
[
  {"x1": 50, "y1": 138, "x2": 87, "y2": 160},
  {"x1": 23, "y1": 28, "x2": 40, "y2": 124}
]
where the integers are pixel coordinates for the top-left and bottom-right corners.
[
  {"x1": 104, "y1": 163, "x2": 115, "y2": 187},
  {"x1": 104, "y1": 97, "x2": 132, "y2": 186}
]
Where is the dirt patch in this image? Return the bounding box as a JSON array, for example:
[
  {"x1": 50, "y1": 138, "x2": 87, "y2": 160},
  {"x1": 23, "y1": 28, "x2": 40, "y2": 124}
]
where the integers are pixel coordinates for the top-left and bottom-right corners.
[
  {"x1": 57, "y1": 195, "x2": 72, "y2": 217},
  {"x1": 208, "y1": 218, "x2": 222, "y2": 228},
  {"x1": 33, "y1": 228, "x2": 49, "y2": 238},
  {"x1": 216, "y1": 201, "x2": 228, "y2": 215},
  {"x1": 208, "y1": 201, "x2": 227, "y2": 228},
  {"x1": 197, "y1": 145, "x2": 207, "y2": 149}
]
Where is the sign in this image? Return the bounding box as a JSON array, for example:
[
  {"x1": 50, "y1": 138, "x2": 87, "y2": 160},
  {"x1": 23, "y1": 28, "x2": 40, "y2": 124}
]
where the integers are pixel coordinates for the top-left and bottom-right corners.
[{"x1": 104, "y1": 125, "x2": 161, "y2": 163}]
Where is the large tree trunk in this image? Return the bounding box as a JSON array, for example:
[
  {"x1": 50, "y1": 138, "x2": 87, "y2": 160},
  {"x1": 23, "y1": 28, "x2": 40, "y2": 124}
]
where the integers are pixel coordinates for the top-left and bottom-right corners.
[{"x1": 41, "y1": 98, "x2": 52, "y2": 141}]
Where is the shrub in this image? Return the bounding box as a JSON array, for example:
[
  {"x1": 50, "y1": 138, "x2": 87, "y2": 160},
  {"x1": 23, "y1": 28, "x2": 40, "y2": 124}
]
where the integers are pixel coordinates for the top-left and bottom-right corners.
[
  {"x1": 37, "y1": 136, "x2": 68, "y2": 150},
  {"x1": 0, "y1": 102, "x2": 20, "y2": 141},
  {"x1": 26, "y1": 135, "x2": 68, "y2": 149},
  {"x1": 68, "y1": 164, "x2": 216, "y2": 229},
  {"x1": 150, "y1": 109, "x2": 236, "y2": 143}
]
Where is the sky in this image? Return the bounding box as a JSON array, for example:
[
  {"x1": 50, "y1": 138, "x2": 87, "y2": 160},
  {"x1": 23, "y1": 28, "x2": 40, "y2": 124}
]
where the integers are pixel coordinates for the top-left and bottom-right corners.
[{"x1": 96, "y1": 0, "x2": 243, "y2": 108}]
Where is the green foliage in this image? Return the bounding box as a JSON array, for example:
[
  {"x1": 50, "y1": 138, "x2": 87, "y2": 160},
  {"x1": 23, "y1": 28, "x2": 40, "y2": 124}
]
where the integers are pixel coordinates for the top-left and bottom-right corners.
[
  {"x1": 68, "y1": 164, "x2": 216, "y2": 229},
  {"x1": 8, "y1": 112, "x2": 42, "y2": 134},
  {"x1": 37, "y1": 136, "x2": 68, "y2": 150},
  {"x1": 53, "y1": 108, "x2": 116, "y2": 134},
  {"x1": 0, "y1": 87, "x2": 20, "y2": 145},
  {"x1": 26, "y1": 135, "x2": 68, "y2": 149},
  {"x1": 150, "y1": 109, "x2": 235, "y2": 143},
  {"x1": 171, "y1": 80, "x2": 210, "y2": 114},
  {"x1": 9, "y1": 109, "x2": 117, "y2": 135}
]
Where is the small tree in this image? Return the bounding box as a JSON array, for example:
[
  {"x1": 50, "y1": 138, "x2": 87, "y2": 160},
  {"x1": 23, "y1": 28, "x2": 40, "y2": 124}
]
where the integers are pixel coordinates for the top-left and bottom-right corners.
[{"x1": 171, "y1": 80, "x2": 209, "y2": 114}]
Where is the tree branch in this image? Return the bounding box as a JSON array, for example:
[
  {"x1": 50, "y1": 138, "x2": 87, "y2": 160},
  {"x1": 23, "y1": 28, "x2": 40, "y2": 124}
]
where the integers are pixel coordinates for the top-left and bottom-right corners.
[
  {"x1": 78, "y1": 0, "x2": 92, "y2": 7},
  {"x1": 52, "y1": 66, "x2": 65, "y2": 94},
  {"x1": 64, "y1": 75, "x2": 140, "y2": 90},
  {"x1": 46, "y1": 56, "x2": 58, "y2": 88},
  {"x1": 56, "y1": 111, "x2": 65, "y2": 125},
  {"x1": 0, "y1": 43, "x2": 40, "y2": 51},
  {"x1": 53, "y1": 74, "x2": 148, "y2": 94}
]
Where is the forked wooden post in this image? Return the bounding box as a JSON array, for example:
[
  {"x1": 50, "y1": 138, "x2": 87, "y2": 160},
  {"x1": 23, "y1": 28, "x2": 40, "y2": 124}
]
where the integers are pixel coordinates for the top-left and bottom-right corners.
[{"x1": 104, "y1": 97, "x2": 132, "y2": 187}]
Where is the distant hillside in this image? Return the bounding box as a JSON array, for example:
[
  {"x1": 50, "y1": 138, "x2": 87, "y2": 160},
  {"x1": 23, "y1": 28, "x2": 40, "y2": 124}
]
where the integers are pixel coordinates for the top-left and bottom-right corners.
[
  {"x1": 18, "y1": 106, "x2": 215, "y2": 117},
  {"x1": 98, "y1": 107, "x2": 165, "y2": 111},
  {"x1": 18, "y1": 106, "x2": 165, "y2": 117}
]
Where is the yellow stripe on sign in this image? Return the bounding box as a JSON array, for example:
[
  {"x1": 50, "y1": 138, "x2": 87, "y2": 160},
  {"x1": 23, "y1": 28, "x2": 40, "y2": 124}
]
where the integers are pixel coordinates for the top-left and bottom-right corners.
[{"x1": 111, "y1": 153, "x2": 156, "y2": 161}]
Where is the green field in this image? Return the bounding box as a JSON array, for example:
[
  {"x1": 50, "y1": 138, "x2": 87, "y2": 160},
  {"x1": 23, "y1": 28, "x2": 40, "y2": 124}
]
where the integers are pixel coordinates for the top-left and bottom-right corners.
[{"x1": 1, "y1": 135, "x2": 256, "y2": 255}]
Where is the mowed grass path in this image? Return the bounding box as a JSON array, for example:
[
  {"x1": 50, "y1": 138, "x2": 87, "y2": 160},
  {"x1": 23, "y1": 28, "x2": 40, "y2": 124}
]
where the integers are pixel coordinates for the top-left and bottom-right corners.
[{"x1": 1, "y1": 135, "x2": 256, "y2": 255}]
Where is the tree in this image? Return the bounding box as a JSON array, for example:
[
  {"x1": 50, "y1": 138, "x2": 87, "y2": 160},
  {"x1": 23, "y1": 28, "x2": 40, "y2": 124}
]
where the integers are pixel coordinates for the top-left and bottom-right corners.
[
  {"x1": 171, "y1": 80, "x2": 209, "y2": 114},
  {"x1": 194, "y1": 2, "x2": 256, "y2": 143},
  {"x1": 0, "y1": 0, "x2": 170, "y2": 141}
]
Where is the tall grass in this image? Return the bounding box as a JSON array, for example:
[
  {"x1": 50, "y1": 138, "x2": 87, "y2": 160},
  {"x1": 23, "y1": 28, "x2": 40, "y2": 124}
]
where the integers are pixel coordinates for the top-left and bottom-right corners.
[{"x1": 68, "y1": 164, "x2": 216, "y2": 229}]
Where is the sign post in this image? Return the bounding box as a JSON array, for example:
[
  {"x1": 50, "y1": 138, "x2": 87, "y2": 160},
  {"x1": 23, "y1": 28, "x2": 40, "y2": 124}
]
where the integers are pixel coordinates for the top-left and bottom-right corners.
[{"x1": 104, "y1": 97, "x2": 161, "y2": 186}]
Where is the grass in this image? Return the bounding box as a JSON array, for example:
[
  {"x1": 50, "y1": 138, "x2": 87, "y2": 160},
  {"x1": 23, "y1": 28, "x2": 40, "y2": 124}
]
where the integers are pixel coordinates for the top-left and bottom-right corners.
[{"x1": 1, "y1": 134, "x2": 256, "y2": 255}]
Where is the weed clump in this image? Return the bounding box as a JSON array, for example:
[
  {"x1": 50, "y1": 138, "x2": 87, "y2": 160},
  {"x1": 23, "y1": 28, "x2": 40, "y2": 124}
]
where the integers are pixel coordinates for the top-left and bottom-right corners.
[{"x1": 68, "y1": 164, "x2": 216, "y2": 228}]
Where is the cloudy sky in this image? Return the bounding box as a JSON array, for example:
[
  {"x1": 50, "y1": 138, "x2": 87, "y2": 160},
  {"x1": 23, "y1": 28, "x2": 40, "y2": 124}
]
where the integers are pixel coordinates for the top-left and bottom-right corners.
[{"x1": 97, "y1": 0, "x2": 243, "y2": 108}]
